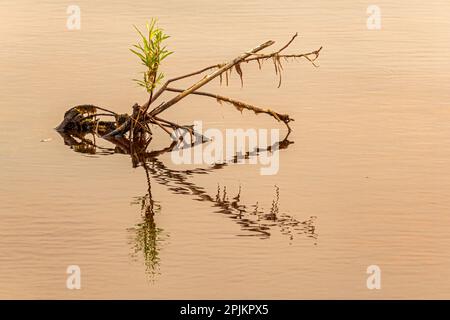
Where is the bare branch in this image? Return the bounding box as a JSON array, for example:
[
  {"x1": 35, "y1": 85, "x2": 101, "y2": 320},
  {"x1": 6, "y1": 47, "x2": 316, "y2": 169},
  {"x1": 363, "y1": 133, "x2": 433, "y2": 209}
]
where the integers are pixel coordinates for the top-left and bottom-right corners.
[
  {"x1": 142, "y1": 64, "x2": 224, "y2": 109},
  {"x1": 142, "y1": 34, "x2": 320, "y2": 109},
  {"x1": 276, "y1": 33, "x2": 298, "y2": 54},
  {"x1": 244, "y1": 46, "x2": 322, "y2": 66},
  {"x1": 60, "y1": 34, "x2": 322, "y2": 142},
  {"x1": 148, "y1": 40, "x2": 275, "y2": 117},
  {"x1": 150, "y1": 116, "x2": 209, "y2": 143},
  {"x1": 165, "y1": 87, "x2": 293, "y2": 132}
]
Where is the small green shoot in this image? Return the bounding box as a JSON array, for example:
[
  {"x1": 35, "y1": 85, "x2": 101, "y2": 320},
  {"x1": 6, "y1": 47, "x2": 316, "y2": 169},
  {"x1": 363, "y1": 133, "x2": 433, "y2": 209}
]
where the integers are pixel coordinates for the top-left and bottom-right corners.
[{"x1": 131, "y1": 19, "x2": 173, "y2": 94}]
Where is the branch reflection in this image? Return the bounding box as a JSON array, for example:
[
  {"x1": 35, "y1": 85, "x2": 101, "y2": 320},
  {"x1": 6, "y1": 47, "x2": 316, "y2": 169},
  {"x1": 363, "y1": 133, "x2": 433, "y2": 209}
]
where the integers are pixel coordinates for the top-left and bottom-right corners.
[{"x1": 58, "y1": 131, "x2": 318, "y2": 277}]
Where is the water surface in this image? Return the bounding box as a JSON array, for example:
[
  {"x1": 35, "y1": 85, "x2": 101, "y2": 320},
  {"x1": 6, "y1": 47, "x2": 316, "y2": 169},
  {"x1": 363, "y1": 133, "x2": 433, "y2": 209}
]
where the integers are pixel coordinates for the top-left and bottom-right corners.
[{"x1": 1, "y1": 0, "x2": 450, "y2": 298}]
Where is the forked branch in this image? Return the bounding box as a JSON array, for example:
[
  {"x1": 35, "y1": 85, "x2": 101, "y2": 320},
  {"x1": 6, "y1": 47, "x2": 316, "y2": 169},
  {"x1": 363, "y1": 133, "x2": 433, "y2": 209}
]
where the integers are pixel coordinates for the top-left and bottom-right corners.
[
  {"x1": 58, "y1": 33, "x2": 322, "y2": 145},
  {"x1": 146, "y1": 34, "x2": 321, "y2": 122},
  {"x1": 148, "y1": 40, "x2": 275, "y2": 117}
]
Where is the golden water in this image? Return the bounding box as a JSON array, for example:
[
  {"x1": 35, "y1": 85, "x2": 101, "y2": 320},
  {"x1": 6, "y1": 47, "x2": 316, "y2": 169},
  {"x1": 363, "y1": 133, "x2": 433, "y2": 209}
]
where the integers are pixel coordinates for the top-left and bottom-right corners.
[{"x1": 1, "y1": 0, "x2": 450, "y2": 298}]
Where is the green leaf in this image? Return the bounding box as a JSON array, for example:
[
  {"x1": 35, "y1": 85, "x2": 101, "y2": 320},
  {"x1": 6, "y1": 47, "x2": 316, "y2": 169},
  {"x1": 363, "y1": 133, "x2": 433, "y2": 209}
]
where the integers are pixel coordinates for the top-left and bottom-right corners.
[
  {"x1": 131, "y1": 19, "x2": 172, "y2": 93},
  {"x1": 130, "y1": 48, "x2": 146, "y2": 61}
]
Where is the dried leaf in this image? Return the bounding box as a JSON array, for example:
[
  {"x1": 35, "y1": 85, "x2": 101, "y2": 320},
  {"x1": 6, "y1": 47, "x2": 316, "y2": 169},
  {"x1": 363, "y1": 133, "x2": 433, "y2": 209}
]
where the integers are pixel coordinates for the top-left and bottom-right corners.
[
  {"x1": 256, "y1": 59, "x2": 261, "y2": 70},
  {"x1": 235, "y1": 63, "x2": 244, "y2": 87},
  {"x1": 272, "y1": 56, "x2": 278, "y2": 75}
]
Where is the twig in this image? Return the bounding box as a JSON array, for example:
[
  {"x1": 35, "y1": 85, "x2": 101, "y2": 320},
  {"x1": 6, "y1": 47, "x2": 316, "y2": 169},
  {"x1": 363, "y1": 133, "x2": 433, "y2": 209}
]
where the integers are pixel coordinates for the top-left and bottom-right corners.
[
  {"x1": 148, "y1": 40, "x2": 275, "y2": 117},
  {"x1": 165, "y1": 87, "x2": 293, "y2": 132},
  {"x1": 244, "y1": 47, "x2": 322, "y2": 66},
  {"x1": 276, "y1": 33, "x2": 298, "y2": 54},
  {"x1": 142, "y1": 64, "x2": 224, "y2": 109},
  {"x1": 153, "y1": 116, "x2": 209, "y2": 142},
  {"x1": 144, "y1": 34, "x2": 320, "y2": 106},
  {"x1": 60, "y1": 34, "x2": 322, "y2": 142},
  {"x1": 150, "y1": 118, "x2": 173, "y2": 136}
]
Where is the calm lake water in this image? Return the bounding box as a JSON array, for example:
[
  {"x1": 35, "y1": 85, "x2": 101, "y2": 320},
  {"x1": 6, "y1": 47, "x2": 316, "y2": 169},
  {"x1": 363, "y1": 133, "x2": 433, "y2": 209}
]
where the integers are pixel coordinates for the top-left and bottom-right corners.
[{"x1": 1, "y1": 0, "x2": 450, "y2": 299}]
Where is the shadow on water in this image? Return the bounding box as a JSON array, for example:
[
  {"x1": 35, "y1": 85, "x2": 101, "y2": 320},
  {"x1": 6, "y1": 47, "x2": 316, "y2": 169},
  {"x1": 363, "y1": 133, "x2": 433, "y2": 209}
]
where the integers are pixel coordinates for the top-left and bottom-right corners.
[{"x1": 58, "y1": 131, "x2": 318, "y2": 277}]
